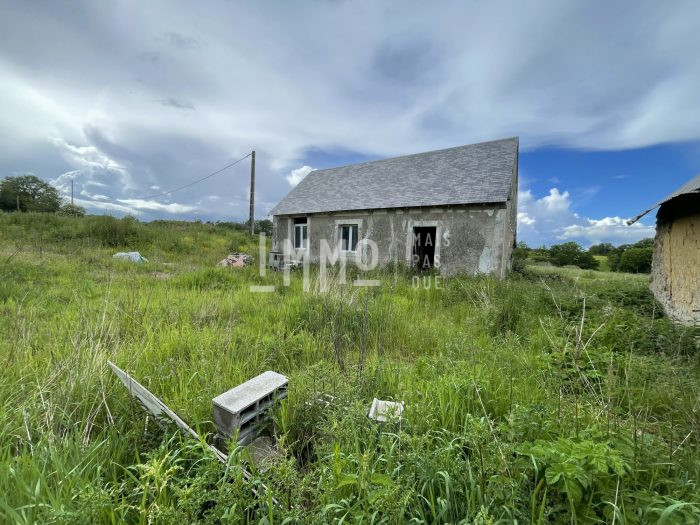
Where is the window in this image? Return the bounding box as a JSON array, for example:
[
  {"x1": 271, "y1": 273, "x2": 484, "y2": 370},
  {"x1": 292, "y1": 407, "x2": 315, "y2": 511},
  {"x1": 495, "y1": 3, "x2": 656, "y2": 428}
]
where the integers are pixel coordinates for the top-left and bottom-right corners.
[
  {"x1": 338, "y1": 224, "x2": 358, "y2": 252},
  {"x1": 293, "y1": 217, "x2": 307, "y2": 249}
]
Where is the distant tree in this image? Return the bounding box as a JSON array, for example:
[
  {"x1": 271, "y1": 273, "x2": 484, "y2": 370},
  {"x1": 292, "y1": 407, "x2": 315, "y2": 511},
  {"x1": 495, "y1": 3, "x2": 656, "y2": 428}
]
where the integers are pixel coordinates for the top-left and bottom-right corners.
[
  {"x1": 607, "y1": 238, "x2": 654, "y2": 273},
  {"x1": 607, "y1": 248, "x2": 623, "y2": 272},
  {"x1": 0, "y1": 175, "x2": 61, "y2": 213},
  {"x1": 618, "y1": 247, "x2": 653, "y2": 273},
  {"x1": 588, "y1": 242, "x2": 614, "y2": 255},
  {"x1": 255, "y1": 219, "x2": 273, "y2": 236},
  {"x1": 530, "y1": 245, "x2": 551, "y2": 263},
  {"x1": 632, "y1": 237, "x2": 654, "y2": 249},
  {"x1": 549, "y1": 241, "x2": 599, "y2": 269},
  {"x1": 58, "y1": 203, "x2": 86, "y2": 217}
]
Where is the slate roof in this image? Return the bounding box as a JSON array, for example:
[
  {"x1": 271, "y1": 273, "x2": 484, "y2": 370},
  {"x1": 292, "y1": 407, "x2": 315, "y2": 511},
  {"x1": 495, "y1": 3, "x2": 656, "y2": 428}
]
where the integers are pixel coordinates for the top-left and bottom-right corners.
[
  {"x1": 270, "y1": 137, "x2": 518, "y2": 216},
  {"x1": 628, "y1": 173, "x2": 700, "y2": 224}
]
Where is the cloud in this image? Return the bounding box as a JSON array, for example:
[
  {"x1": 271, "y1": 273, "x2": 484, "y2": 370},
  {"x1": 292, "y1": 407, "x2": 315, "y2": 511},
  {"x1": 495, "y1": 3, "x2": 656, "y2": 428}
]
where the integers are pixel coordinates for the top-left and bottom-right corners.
[
  {"x1": 559, "y1": 217, "x2": 655, "y2": 243},
  {"x1": 158, "y1": 98, "x2": 195, "y2": 110},
  {"x1": 116, "y1": 198, "x2": 198, "y2": 214},
  {"x1": 286, "y1": 165, "x2": 313, "y2": 187},
  {"x1": 518, "y1": 185, "x2": 655, "y2": 246},
  {"x1": 1, "y1": 1, "x2": 700, "y2": 226},
  {"x1": 517, "y1": 212, "x2": 536, "y2": 226},
  {"x1": 161, "y1": 32, "x2": 199, "y2": 50}
]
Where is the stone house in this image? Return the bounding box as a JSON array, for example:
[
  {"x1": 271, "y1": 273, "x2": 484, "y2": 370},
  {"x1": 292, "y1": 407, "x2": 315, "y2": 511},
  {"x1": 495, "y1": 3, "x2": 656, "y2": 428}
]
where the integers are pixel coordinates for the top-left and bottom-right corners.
[
  {"x1": 269, "y1": 137, "x2": 519, "y2": 277},
  {"x1": 628, "y1": 174, "x2": 700, "y2": 324}
]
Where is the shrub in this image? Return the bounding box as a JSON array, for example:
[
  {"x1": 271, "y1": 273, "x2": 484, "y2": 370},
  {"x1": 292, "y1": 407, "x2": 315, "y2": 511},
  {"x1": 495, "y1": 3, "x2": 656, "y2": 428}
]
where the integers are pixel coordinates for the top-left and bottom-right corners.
[
  {"x1": 58, "y1": 203, "x2": 86, "y2": 217},
  {"x1": 608, "y1": 238, "x2": 654, "y2": 273},
  {"x1": 549, "y1": 242, "x2": 599, "y2": 270},
  {"x1": 85, "y1": 215, "x2": 150, "y2": 247},
  {"x1": 618, "y1": 247, "x2": 653, "y2": 273},
  {"x1": 588, "y1": 242, "x2": 614, "y2": 255}
]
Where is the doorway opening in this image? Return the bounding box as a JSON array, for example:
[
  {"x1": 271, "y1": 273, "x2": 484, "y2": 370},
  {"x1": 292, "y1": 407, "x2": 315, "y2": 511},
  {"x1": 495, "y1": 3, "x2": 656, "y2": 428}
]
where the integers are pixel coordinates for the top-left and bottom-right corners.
[{"x1": 412, "y1": 226, "x2": 436, "y2": 270}]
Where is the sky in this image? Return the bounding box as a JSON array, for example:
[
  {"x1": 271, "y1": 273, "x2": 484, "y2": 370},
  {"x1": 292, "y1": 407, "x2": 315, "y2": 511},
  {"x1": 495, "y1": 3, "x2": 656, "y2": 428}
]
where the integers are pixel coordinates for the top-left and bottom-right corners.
[{"x1": 1, "y1": 1, "x2": 700, "y2": 246}]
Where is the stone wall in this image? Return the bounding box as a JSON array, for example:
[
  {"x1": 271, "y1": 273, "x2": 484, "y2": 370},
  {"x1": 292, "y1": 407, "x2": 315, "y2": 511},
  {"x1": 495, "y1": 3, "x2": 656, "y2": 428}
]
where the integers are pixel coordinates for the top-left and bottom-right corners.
[{"x1": 272, "y1": 202, "x2": 514, "y2": 277}]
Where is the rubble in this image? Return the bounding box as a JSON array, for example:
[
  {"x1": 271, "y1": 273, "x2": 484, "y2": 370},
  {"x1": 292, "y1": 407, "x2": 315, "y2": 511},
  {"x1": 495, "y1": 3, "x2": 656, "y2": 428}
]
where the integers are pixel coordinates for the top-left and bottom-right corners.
[{"x1": 218, "y1": 253, "x2": 251, "y2": 268}]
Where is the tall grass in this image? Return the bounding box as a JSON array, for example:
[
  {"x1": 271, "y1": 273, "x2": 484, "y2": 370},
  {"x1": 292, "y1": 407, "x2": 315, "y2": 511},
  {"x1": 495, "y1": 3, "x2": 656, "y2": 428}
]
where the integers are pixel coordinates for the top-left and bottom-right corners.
[{"x1": 0, "y1": 213, "x2": 698, "y2": 523}]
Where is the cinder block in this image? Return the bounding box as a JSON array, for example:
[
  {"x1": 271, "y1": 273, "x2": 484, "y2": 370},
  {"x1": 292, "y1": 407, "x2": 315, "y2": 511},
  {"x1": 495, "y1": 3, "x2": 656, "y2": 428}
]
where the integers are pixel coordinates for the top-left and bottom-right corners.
[{"x1": 213, "y1": 371, "x2": 288, "y2": 444}]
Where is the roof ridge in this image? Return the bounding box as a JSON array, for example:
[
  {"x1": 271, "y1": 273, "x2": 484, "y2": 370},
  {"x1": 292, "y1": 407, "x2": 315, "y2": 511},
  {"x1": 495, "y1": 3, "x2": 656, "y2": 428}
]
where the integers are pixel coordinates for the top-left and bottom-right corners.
[{"x1": 307, "y1": 136, "x2": 519, "y2": 175}]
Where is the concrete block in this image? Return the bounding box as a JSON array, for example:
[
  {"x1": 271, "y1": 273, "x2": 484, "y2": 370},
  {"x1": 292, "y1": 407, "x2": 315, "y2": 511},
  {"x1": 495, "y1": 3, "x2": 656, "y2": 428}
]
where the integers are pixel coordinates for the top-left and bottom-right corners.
[{"x1": 213, "y1": 371, "x2": 288, "y2": 443}]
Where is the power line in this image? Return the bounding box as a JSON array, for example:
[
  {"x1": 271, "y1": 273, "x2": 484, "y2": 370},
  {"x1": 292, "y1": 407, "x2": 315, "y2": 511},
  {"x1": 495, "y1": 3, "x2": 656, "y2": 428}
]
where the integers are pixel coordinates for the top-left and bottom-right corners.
[{"x1": 135, "y1": 152, "x2": 252, "y2": 200}]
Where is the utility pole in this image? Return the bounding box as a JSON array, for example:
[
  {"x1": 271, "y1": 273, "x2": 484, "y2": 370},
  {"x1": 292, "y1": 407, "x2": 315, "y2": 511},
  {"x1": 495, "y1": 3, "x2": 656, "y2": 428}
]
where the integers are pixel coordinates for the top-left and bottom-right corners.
[
  {"x1": 71, "y1": 179, "x2": 74, "y2": 206},
  {"x1": 16, "y1": 195, "x2": 20, "y2": 212},
  {"x1": 249, "y1": 150, "x2": 255, "y2": 235}
]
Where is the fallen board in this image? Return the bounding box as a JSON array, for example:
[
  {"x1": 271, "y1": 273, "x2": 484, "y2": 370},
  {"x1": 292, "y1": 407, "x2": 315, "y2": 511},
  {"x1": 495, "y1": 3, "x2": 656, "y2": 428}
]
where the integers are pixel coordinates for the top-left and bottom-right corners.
[
  {"x1": 107, "y1": 360, "x2": 282, "y2": 505},
  {"x1": 108, "y1": 361, "x2": 227, "y2": 464}
]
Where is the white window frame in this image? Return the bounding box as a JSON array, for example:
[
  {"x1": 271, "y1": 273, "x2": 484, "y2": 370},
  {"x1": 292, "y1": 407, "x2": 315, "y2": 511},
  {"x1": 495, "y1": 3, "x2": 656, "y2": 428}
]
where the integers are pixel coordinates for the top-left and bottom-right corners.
[
  {"x1": 335, "y1": 219, "x2": 362, "y2": 253},
  {"x1": 338, "y1": 224, "x2": 358, "y2": 252},
  {"x1": 293, "y1": 218, "x2": 308, "y2": 250}
]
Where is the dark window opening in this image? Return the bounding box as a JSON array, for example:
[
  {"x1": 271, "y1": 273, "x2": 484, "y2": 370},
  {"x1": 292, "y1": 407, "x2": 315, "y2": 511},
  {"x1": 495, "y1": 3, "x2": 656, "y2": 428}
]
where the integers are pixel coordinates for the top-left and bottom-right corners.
[{"x1": 412, "y1": 226, "x2": 436, "y2": 270}]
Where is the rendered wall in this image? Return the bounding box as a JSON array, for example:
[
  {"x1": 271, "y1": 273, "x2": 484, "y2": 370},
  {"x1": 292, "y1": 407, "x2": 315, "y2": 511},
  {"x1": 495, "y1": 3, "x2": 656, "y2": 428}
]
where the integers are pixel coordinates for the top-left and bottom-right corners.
[
  {"x1": 272, "y1": 203, "x2": 515, "y2": 277},
  {"x1": 650, "y1": 195, "x2": 700, "y2": 324}
]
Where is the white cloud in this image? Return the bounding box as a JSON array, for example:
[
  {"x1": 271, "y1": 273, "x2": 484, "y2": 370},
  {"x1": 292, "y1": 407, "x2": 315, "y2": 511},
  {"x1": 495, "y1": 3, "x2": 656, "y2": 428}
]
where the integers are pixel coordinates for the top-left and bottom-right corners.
[
  {"x1": 49, "y1": 137, "x2": 129, "y2": 183},
  {"x1": 559, "y1": 217, "x2": 655, "y2": 244},
  {"x1": 517, "y1": 212, "x2": 536, "y2": 226},
  {"x1": 518, "y1": 185, "x2": 655, "y2": 246},
  {"x1": 116, "y1": 198, "x2": 198, "y2": 214},
  {"x1": 286, "y1": 165, "x2": 314, "y2": 187},
  {"x1": 2, "y1": 1, "x2": 700, "y2": 224}
]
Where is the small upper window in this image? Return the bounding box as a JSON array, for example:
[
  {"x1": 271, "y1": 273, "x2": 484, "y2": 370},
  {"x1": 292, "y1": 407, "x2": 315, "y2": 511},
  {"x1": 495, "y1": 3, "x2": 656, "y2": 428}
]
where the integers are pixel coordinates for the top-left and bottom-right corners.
[
  {"x1": 338, "y1": 224, "x2": 358, "y2": 252},
  {"x1": 293, "y1": 217, "x2": 308, "y2": 249}
]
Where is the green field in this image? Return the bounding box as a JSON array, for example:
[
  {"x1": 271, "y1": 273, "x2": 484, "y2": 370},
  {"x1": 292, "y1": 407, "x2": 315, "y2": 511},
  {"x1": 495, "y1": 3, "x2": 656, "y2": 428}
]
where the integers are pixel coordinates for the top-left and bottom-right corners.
[
  {"x1": 593, "y1": 255, "x2": 611, "y2": 272},
  {"x1": 1, "y1": 213, "x2": 699, "y2": 524}
]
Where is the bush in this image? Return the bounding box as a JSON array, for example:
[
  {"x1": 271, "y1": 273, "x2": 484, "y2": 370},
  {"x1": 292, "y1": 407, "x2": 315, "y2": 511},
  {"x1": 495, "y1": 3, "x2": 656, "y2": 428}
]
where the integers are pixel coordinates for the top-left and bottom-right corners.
[
  {"x1": 85, "y1": 215, "x2": 150, "y2": 247},
  {"x1": 588, "y1": 242, "x2": 614, "y2": 255},
  {"x1": 58, "y1": 203, "x2": 86, "y2": 217},
  {"x1": 608, "y1": 238, "x2": 654, "y2": 273},
  {"x1": 511, "y1": 242, "x2": 530, "y2": 273},
  {"x1": 549, "y1": 242, "x2": 599, "y2": 270},
  {"x1": 618, "y1": 247, "x2": 653, "y2": 273}
]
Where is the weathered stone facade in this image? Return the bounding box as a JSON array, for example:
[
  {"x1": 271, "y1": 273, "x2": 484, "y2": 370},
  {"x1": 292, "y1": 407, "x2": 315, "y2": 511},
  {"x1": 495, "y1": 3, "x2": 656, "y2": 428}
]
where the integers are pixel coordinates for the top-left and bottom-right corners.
[
  {"x1": 272, "y1": 199, "x2": 516, "y2": 277},
  {"x1": 649, "y1": 194, "x2": 700, "y2": 324}
]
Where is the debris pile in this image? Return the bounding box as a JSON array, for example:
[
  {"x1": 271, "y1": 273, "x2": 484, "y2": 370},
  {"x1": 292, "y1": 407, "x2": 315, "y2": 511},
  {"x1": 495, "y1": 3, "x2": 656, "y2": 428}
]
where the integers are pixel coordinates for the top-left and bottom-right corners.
[
  {"x1": 113, "y1": 251, "x2": 148, "y2": 263},
  {"x1": 218, "y1": 253, "x2": 251, "y2": 268}
]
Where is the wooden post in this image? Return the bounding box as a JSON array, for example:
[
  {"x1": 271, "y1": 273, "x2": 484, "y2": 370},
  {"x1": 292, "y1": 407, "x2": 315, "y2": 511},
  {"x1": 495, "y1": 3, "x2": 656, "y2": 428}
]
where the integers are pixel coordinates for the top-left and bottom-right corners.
[{"x1": 249, "y1": 150, "x2": 256, "y2": 235}]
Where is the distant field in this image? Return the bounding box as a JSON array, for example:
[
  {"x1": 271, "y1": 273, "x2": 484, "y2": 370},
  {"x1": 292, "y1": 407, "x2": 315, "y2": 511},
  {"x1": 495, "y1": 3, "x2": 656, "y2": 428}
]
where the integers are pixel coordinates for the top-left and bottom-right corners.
[
  {"x1": 1, "y1": 213, "x2": 698, "y2": 524},
  {"x1": 593, "y1": 254, "x2": 611, "y2": 271}
]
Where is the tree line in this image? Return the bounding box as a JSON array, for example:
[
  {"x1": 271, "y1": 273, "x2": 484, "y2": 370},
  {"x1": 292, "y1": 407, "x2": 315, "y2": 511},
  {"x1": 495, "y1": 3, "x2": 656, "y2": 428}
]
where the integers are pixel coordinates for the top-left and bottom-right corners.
[
  {"x1": 0, "y1": 174, "x2": 273, "y2": 235},
  {"x1": 0, "y1": 175, "x2": 85, "y2": 216},
  {"x1": 514, "y1": 238, "x2": 654, "y2": 273}
]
